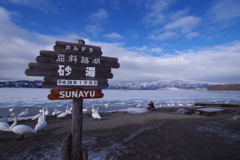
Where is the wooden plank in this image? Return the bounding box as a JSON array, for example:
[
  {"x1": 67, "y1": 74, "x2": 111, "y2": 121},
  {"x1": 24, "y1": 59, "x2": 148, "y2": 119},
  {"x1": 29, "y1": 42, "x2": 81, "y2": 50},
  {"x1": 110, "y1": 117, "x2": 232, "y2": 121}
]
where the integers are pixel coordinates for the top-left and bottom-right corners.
[
  {"x1": 54, "y1": 45, "x2": 102, "y2": 56},
  {"x1": 44, "y1": 77, "x2": 108, "y2": 82},
  {"x1": 54, "y1": 41, "x2": 102, "y2": 55},
  {"x1": 72, "y1": 99, "x2": 83, "y2": 160},
  {"x1": 61, "y1": 133, "x2": 72, "y2": 160},
  {"x1": 82, "y1": 148, "x2": 88, "y2": 160},
  {"x1": 28, "y1": 63, "x2": 112, "y2": 72},
  {"x1": 37, "y1": 50, "x2": 120, "y2": 68},
  {"x1": 42, "y1": 81, "x2": 109, "y2": 89},
  {"x1": 44, "y1": 77, "x2": 108, "y2": 87},
  {"x1": 25, "y1": 68, "x2": 113, "y2": 79},
  {"x1": 36, "y1": 55, "x2": 120, "y2": 68},
  {"x1": 48, "y1": 88, "x2": 104, "y2": 100},
  {"x1": 194, "y1": 102, "x2": 240, "y2": 107},
  {"x1": 39, "y1": 50, "x2": 117, "y2": 61}
]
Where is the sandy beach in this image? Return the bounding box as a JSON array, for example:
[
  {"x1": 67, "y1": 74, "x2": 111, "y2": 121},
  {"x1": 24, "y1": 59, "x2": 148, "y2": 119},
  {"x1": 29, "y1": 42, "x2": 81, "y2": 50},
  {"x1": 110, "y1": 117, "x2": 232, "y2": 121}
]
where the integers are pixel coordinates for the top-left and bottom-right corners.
[{"x1": 1, "y1": 107, "x2": 240, "y2": 160}]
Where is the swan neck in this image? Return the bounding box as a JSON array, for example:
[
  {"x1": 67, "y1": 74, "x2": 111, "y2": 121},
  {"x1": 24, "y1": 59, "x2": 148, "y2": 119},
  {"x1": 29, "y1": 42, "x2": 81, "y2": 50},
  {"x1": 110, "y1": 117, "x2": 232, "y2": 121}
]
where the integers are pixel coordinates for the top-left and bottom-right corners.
[
  {"x1": 10, "y1": 116, "x2": 17, "y2": 129},
  {"x1": 42, "y1": 107, "x2": 46, "y2": 120}
]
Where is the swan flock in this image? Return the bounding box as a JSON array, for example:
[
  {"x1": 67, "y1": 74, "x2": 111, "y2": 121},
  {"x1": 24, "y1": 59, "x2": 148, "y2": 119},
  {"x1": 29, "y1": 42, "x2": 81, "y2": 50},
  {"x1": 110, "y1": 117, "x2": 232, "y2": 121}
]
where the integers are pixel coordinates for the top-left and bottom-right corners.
[{"x1": 1, "y1": 103, "x2": 109, "y2": 139}]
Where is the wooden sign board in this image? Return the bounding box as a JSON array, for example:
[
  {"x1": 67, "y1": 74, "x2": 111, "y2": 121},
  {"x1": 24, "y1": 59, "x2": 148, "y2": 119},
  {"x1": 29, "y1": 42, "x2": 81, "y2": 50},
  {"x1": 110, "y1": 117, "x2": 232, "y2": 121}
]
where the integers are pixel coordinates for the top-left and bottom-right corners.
[
  {"x1": 48, "y1": 88, "x2": 104, "y2": 100},
  {"x1": 27, "y1": 63, "x2": 112, "y2": 72},
  {"x1": 25, "y1": 68, "x2": 113, "y2": 79},
  {"x1": 54, "y1": 41, "x2": 102, "y2": 56},
  {"x1": 37, "y1": 50, "x2": 120, "y2": 68},
  {"x1": 24, "y1": 39, "x2": 119, "y2": 90},
  {"x1": 42, "y1": 77, "x2": 109, "y2": 89}
]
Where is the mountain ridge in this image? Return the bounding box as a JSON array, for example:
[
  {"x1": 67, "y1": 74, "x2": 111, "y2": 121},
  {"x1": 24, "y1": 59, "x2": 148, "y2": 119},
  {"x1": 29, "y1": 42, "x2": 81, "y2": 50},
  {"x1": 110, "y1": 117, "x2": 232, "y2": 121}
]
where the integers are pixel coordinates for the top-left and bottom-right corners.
[
  {"x1": 0, "y1": 79, "x2": 218, "y2": 90},
  {"x1": 108, "y1": 79, "x2": 218, "y2": 90}
]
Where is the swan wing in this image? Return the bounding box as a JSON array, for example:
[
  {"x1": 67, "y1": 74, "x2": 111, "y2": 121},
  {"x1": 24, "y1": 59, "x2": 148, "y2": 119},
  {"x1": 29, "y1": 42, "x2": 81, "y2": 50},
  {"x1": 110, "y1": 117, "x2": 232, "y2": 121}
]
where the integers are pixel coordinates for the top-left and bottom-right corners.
[
  {"x1": 57, "y1": 112, "x2": 67, "y2": 118},
  {"x1": 11, "y1": 125, "x2": 37, "y2": 135},
  {"x1": 56, "y1": 111, "x2": 63, "y2": 115},
  {"x1": 37, "y1": 115, "x2": 44, "y2": 123},
  {"x1": 23, "y1": 111, "x2": 29, "y2": 116},
  {"x1": 92, "y1": 112, "x2": 101, "y2": 119},
  {"x1": 18, "y1": 112, "x2": 24, "y2": 117},
  {"x1": 0, "y1": 122, "x2": 11, "y2": 132},
  {"x1": 92, "y1": 113, "x2": 97, "y2": 119},
  {"x1": 35, "y1": 121, "x2": 47, "y2": 132},
  {"x1": 32, "y1": 114, "x2": 41, "y2": 120}
]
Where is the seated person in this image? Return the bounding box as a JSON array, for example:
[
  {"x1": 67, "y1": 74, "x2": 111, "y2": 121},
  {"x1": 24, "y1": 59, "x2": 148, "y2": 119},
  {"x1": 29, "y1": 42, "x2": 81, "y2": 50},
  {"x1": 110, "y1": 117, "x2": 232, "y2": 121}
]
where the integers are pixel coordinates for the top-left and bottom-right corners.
[{"x1": 147, "y1": 101, "x2": 155, "y2": 111}]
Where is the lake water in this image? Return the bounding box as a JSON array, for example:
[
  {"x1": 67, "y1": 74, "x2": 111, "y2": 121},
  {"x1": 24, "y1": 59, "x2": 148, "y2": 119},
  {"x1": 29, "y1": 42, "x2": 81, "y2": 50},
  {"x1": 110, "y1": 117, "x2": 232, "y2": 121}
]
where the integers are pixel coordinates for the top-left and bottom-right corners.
[
  {"x1": 0, "y1": 88, "x2": 240, "y2": 120},
  {"x1": 1, "y1": 88, "x2": 240, "y2": 160}
]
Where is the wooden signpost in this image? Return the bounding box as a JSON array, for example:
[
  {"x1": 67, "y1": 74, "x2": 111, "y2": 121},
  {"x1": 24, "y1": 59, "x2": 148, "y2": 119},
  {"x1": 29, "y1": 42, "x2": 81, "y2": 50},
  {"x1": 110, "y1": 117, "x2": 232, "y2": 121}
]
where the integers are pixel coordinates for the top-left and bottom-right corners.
[
  {"x1": 48, "y1": 88, "x2": 104, "y2": 100},
  {"x1": 25, "y1": 39, "x2": 119, "y2": 160}
]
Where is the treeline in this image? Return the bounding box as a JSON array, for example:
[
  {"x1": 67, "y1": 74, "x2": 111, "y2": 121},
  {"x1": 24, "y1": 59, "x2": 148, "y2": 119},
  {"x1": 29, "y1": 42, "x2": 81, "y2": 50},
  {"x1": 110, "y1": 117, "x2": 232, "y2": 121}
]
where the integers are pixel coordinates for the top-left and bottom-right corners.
[{"x1": 207, "y1": 83, "x2": 240, "y2": 91}]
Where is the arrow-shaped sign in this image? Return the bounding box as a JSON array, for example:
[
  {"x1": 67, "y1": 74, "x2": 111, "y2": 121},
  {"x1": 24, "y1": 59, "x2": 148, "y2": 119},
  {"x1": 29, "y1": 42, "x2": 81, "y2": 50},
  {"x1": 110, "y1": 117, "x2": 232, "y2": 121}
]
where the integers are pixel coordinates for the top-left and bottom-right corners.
[{"x1": 48, "y1": 88, "x2": 104, "y2": 100}]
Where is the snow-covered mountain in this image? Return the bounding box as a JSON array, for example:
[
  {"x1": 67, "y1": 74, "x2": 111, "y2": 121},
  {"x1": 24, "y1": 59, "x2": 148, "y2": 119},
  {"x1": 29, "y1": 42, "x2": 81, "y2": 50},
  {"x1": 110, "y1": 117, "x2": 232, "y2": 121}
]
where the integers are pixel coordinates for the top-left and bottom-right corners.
[
  {"x1": 108, "y1": 79, "x2": 217, "y2": 90},
  {"x1": 0, "y1": 79, "x2": 217, "y2": 90}
]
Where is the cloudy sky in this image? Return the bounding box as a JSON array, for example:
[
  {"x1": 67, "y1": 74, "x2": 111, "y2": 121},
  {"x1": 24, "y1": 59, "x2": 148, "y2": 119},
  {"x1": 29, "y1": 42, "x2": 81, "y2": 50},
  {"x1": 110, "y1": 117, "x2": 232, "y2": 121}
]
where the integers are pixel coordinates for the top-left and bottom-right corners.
[{"x1": 0, "y1": 0, "x2": 240, "y2": 85}]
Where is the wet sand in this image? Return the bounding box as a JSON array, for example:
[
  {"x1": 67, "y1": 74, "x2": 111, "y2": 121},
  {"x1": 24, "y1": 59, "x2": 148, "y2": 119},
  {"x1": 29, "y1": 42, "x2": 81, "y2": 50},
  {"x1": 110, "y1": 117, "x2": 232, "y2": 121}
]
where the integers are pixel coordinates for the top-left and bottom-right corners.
[{"x1": 0, "y1": 107, "x2": 240, "y2": 160}]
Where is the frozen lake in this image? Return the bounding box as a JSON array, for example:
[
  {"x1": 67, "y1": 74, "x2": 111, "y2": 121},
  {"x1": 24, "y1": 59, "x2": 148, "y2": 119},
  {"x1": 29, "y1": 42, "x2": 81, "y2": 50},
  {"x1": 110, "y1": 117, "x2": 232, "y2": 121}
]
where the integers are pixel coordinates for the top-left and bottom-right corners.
[{"x1": 0, "y1": 88, "x2": 240, "y2": 118}]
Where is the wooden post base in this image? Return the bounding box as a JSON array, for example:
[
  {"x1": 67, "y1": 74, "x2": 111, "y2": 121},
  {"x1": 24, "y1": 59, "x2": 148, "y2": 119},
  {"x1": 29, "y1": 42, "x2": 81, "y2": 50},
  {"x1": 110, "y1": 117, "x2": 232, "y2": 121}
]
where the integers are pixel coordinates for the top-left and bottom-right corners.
[{"x1": 61, "y1": 133, "x2": 88, "y2": 160}]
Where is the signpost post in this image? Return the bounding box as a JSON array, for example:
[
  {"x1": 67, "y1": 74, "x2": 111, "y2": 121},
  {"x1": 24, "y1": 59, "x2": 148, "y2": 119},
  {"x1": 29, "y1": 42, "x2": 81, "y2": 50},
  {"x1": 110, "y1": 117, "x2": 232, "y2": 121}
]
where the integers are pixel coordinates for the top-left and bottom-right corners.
[{"x1": 25, "y1": 39, "x2": 119, "y2": 160}]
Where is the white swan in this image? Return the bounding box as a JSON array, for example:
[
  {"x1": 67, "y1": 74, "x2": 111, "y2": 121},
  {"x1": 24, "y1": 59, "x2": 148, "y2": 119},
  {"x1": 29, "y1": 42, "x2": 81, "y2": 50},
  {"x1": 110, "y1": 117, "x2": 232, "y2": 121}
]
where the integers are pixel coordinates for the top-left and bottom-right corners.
[
  {"x1": 104, "y1": 103, "x2": 109, "y2": 108},
  {"x1": 0, "y1": 117, "x2": 8, "y2": 122},
  {"x1": 57, "y1": 111, "x2": 68, "y2": 118},
  {"x1": 92, "y1": 108, "x2": 101, "y2": 120},
  {"x1": 91, "y1": 104, "x2": 96, "y2": 113},
  {"x1": 178, "y1": 102, "x2": 183, "y2": 107},
  {"x1": 56, "y1": 110, "x2": 63, "y2": 115},
  {"x1": 39, "y1": 108, "x2": 44, "y2": 113},
  {"x1": 35, "y1": 107, "x2": 47, "y2": 132},
  {"x1": 8, "y1": 112, "x2": 15, "y2": 117},
  {"x1": 18, "y1": 109, "x2": 29, "y2": 117},
  {"x1": 136, "y1": 103, "x2": 141, "y2": 108},
  {"x1": 39, "y1": 106, "x2": 49, "y2": 115},
  {"x1": 52, "y1": 108, "x2": 57, "y2": 116},
  {"x1": 171, "y1": 102, "x2": 175, "y2": 107},
  {"x1": 32, "y1": 113, "x2": 42, "y2": 120},
  {"x1": 10, "y1": 116, "x2": 37, "y2": 140},
  {"x1": 57, "y1": 105, "x2": 69, "y2": 118},
  {"x1": 9, "y1": 106, "x2": 14, "y2": 112},
  {"x1": 83, "y1": 107, "x2": 88, "y2": 113},
  {"x1": 44, "y1": 107, "x2": 49, "y2": 116},
  {"x1": 52, "y1": 108, "x2": 63, "y2": 116},
  {"x1": 66, "y1": 105, "x2": 72, "y2": 115},
  {"x1": 224, "y1": 100, "x2": 230, "y2": 104},
  {"x1": 0, "y1": 122, "x2": 11, "y2": 132}
]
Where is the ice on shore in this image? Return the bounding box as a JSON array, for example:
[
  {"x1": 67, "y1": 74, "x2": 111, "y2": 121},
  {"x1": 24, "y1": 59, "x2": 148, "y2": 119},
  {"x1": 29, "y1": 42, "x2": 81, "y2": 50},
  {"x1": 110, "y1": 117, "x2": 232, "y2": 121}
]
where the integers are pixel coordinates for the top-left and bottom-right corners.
[
  {"x1": 125, "y1": 108, "x2": 149, "y2": 114},
  {"x1": 176, "y1": 108, "x2": 187, "y2": 114}
]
